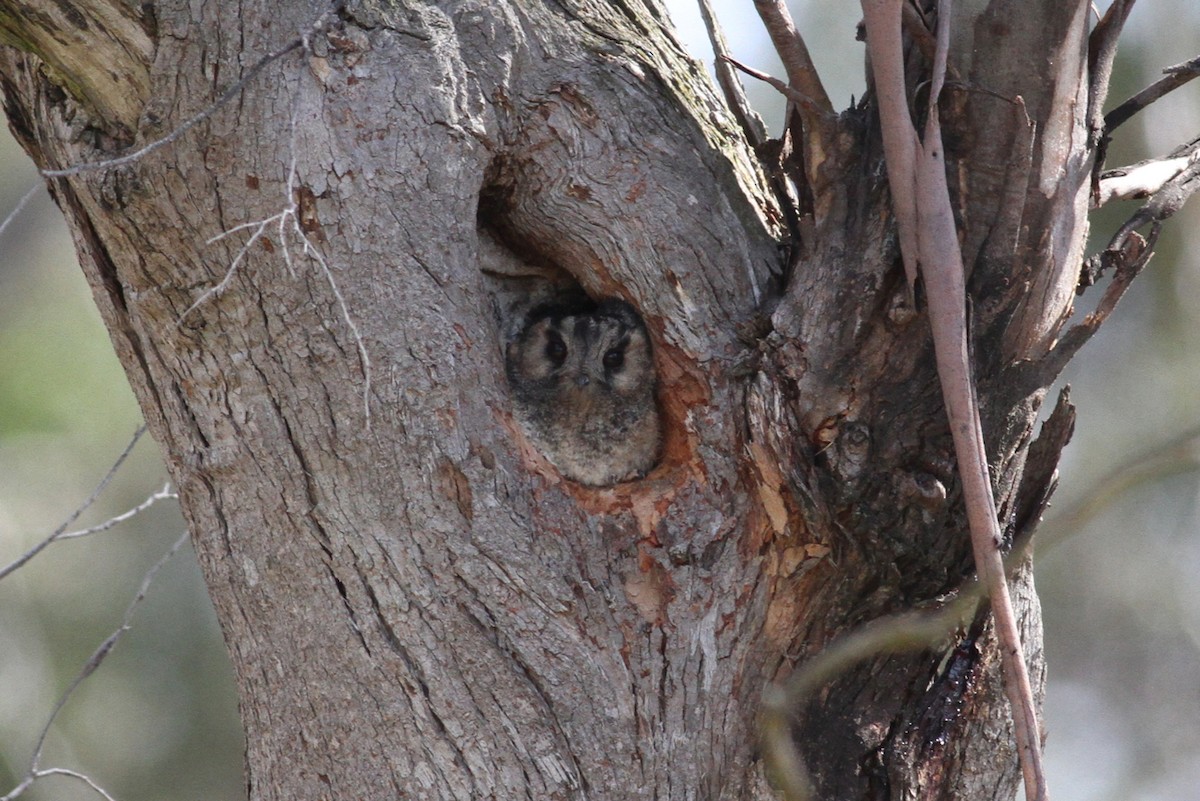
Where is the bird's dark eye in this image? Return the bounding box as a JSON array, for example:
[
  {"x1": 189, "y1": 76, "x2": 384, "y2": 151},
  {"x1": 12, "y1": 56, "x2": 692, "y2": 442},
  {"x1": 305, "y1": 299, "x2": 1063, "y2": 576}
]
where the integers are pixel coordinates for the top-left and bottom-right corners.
[
  {"x1": 545, "y1": 331, "x2": 568, "y2": 365},
  {"x1": 602, "y1": 347, "x2": 625, "y2": 372}
]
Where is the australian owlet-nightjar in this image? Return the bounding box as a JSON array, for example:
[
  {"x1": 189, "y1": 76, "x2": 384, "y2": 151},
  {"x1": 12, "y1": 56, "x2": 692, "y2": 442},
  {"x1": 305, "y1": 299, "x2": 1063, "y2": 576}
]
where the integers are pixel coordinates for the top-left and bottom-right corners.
[{"x1": 505, "y1": 299, "x2": 661, "y2": 486}]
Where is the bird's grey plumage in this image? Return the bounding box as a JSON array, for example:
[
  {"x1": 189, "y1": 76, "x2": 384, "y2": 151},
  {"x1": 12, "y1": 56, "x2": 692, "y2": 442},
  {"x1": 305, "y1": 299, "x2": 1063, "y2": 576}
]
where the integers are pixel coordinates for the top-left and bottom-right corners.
[{"x1": 505, "y1": 299, "x2": 661, "y2": 486}]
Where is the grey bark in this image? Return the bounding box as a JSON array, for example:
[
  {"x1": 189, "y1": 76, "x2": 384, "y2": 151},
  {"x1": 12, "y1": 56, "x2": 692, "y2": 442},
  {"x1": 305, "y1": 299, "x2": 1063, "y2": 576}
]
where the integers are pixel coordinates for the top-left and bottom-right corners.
[{"x1": 0, "y1": 1, "x2": 1101, "y2": 799}]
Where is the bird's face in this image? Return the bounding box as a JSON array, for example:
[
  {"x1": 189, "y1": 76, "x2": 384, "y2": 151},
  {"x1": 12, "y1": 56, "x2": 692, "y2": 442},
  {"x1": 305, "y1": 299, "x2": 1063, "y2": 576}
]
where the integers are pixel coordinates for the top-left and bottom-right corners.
[{"x1": 509, "y1": 304, "x2": 654, "y2": 409}]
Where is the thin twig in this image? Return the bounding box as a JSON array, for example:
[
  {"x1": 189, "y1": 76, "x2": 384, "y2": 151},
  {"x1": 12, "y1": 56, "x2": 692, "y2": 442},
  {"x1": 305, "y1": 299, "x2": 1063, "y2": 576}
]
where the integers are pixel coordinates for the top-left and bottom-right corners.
[
  {"x1": 722, "y1": 57, "x2": 836, "y2": 121},
  {"x1": 696, "y1": 0, "x2": 767, "y2": 148},
  {"x1": 300, "y1": 221, "x2": 373, "y2": 426},
  {"x1": 1, "y1": 531, "x2": 190, "y2": 801},
  {"x1": 176, "y1": 210, "x2": 290, "y2": 325},
  {"x1": 176, "y1": 59, "x2": 374, "y2": 426},
  {"x1": 752, "y1": 0, "x2": 833, "y2": 115},
  {"x1": 14, "y1": 768, "x2": 117, "y2": 801},
  {"x1": 0, "y1": 426, "x2": 147, "y2": 582},
  {"x1": 698, "y1": 0, "x2": 800, "y2": 253},
  {"x1": 0, "y1": 184, "x2": 43, "y2": 241},
  {"x1": 59, "y1": 483, "x2": 178, "y2": 540},
  {"x1": 40, "y1": 39, "x2": 304, "y2": 179}
]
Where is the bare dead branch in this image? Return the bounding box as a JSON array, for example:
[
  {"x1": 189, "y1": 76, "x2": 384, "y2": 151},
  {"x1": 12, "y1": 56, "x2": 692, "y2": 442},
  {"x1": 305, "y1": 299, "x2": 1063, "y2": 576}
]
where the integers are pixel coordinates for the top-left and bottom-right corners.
[
  {"x1": 1086, "y1": 0, "x2": 1137, "y2": 147},
  {"x1": 1024, "y1": 134, "x2": 1200, "y2": 392},
  {"x1": 860, "y1": 0, "x2": 921, "y2": 293},
  {"x1": 1095, "y1": 152, "x2": 1197, "y2": 206},
  {"x1": 59, "y1": 483, "x2": 177, "y2": 540},
  {"x1": 861, "y1": 0, "x2": 1048, "y2": 795},
  {"x1": 696, "y1": 0, "x2": 767, "y2": 148},
  {"x1": 1108, "y1": 143, "x2": 1200, "y2": 243},
  {"x1": 1086, "y1": 0, "x2": 1138, "y2": 201},
  {"x1": 722, "y1": 57, "x2": 836, "y2": 121},
  {"x1": 0, "y1": 426, "x2": 147, "y2": 582},
  {"x1": 1, "y1": 531, "x2": 190, "y2": 801},
  {"x1": 1007, "y1": 226, "x2": 1154, "y2": 398},
  {"x1": 752, "y1": 0, "x2": 833, "y2": 115},
  {"x1": 697, "y1": 0, "x2": 801, "y2": 239},
  {"x1": 1042, "y1": 138, "x2": 1200, "y2": 380},
  {"x1": 1105, "y1": 55, "x2": 1200, "y2": 133},
  {"x1": 1033, "y1": 142, "x2": 1200, "y2": 386}
]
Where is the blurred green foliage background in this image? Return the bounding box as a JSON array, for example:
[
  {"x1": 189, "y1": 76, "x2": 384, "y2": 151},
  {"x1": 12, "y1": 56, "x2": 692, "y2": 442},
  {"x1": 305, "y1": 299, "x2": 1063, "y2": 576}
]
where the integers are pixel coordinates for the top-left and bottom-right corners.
[{"x1": 0, "y1": 2, "x2": 1196, "y2": 800}]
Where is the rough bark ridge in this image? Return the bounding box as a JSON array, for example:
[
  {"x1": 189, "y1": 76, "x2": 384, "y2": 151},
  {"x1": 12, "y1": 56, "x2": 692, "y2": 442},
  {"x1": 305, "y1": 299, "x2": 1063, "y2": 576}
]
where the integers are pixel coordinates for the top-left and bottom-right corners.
[{"x1": 1, "y1": 0, "x2": 1099, "y2": 799}]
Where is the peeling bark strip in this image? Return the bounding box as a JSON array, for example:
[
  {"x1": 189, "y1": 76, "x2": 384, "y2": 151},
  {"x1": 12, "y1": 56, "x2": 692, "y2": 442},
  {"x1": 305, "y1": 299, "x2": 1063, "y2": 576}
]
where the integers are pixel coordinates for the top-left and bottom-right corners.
[{"x1": 0, "y1": 0, "x2": 1186, "y2": 800}]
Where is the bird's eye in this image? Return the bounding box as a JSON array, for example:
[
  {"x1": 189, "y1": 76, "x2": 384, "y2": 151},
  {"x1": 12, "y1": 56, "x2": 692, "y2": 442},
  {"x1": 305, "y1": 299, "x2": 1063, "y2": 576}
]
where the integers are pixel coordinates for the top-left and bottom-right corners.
[
  {"x1": 602, "y1": 347, "x2": 625, "y2": 372},
  {"x1": 545, "y1": 331, "x2": 568, "y2": 365}
]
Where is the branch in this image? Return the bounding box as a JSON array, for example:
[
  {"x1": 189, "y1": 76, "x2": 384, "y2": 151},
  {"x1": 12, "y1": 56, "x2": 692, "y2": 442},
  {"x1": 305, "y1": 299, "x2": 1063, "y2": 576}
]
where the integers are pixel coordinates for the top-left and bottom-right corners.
[
  {"x1": 1105, "y1": 55, "x2": 1200, "y2": 133},
  {"x1": 58, "y1": 484, "x2": 178, "y2": 540},
  {"x1": 751, "y1": 0, "x2": 833, "y2": 115},
  {"x1": 1107, "y1": 144, "x2": 1200, "y2": 244},
  {"x1": 723, "y1": 58, "x2": 836, "y2": 121},
  {"x1": 862, "y1": 0, "x2": 1047, "y2": 797},
  {"x1": 1032, "y1": 137, "x2": 1200, "y2": 386},
  {"x1": 859, "y1": 0, "x2": 921, "y2": 293},
  {"x1": 1, "y1": 531, "x2": 190, "y2": 801},
  {"x1": 696, "y1": 0, "x2": 767, "y2": 148},
  {"x1": 697, "y1": 0, "x2": 801, "y2": 239},
  {"x1": 1095, "y1": 151, "x2": 1197, "y2": 206},
  {"x1": 1086, "y1": 0, "x2": 1137, "y2": 147},
  {"x1": 1086, "y1": 0, "x2": 1137, "y2": 200},
  {"x1": 749, "y1": 0, "x2": 840, "y2": 214},
  {"x1": 0, "y1": 183, "x2": 43, "y2": 242},
  {"x1": 0, "y1": 426, "x2": 147, "y2": 582}
]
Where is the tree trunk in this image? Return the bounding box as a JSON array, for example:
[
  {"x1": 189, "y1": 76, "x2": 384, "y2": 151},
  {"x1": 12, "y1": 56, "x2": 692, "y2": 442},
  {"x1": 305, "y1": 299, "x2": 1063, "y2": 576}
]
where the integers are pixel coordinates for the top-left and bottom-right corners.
[{"x1": 1, "y1": 1, "x2": 1097, "y2": 799}]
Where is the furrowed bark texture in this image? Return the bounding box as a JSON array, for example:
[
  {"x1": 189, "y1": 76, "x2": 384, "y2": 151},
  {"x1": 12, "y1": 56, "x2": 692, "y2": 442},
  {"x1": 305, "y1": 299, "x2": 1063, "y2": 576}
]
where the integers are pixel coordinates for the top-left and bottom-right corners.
[{"x1": 1, "y1": 0, "x2": 1096, "y2": 799}]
